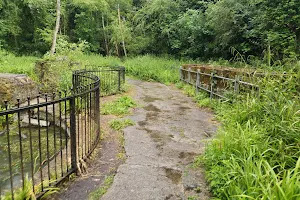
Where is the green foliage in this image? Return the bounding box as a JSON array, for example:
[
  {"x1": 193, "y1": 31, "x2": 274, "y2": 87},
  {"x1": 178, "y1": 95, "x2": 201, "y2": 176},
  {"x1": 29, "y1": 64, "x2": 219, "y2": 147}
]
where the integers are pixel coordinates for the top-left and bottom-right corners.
[
  {"x1": 3, "y1": 175, "x2": 59, "y2": 200},
  {"x1": 168, "y1": 9, "x2": 212, "y2": 58},
  {"x1": 177, "y1": 70, "x2": 300, "y2": 199},
  {"x1": 101, "y1": 96, "x2": 136, "y2": 116},
  {"x1": 1, "y1": 0, "x2": 300, "y2": 61},
  {"x1": 109, "y1": 119, "x2": 135, "y2": 131},
  {"x1": 199, "y1": 74, "x2": 300, "y2": 199},
  {"x1": 0, "y1": 50, "x2": 37, "y2": 78},
  {"x1": 124, "y1": 55, "x2": 190, "y2": 84}
]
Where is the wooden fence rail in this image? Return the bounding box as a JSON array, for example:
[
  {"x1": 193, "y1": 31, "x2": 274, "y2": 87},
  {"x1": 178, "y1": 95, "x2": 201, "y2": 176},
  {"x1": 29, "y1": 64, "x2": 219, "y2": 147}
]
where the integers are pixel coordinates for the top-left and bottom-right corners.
[{"x1": 180, "y1": 66, "x2": 260, "y2": 100}]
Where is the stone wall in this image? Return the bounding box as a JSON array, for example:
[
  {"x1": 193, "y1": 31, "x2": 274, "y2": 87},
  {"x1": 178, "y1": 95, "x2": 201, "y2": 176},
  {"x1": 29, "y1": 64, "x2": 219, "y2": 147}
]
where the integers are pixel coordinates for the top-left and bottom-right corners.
[{"x1": 0, "y1": 73, "x2": 38, "y2": 106}]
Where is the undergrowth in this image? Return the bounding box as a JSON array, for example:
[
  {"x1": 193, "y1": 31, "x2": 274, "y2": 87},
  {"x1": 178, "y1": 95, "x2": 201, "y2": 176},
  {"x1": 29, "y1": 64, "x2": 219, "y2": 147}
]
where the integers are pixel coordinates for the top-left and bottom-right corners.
[
  {"x1": 101, "y1": 96, "x2": 136, "y2": 116},
  {"x1": 109, "y1": 119, "x2": 135, "y2": 131},
  {"x1": 181, "y1": 72, "x2": 300, "y2": 199},
  {"x1": 0, "y1": 50, "x2": 37, "y2": 78}
]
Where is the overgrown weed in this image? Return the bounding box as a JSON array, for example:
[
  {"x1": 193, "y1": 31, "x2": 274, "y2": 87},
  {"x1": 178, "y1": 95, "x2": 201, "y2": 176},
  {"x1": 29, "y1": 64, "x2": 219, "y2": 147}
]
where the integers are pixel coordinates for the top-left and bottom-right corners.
[
  {"x1": 101, "y1": 96, "x2": 136, "y2": 116},
  {"x1": 189, "y1": 72, "x2": 300, "y2": 199},
  {"x1": 109, "y1": 119, "x2": 135, "y2": 131}
]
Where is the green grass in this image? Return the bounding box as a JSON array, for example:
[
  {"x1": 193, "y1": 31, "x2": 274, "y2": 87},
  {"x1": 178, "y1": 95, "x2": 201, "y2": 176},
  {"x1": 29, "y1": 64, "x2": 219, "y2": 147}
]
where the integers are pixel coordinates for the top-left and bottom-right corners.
[
  {"x1": 74, "y1": 54, "x2": 193, "y2": 85},
  {"x1": 124, "y1": 55, "x2": 184, "y2": 84},
  {"x1": 101, "y1": 96, "x2": 136, "y2": 116},
  {"x1": 89, "y1": 175, "x2": 114, "y2": 200},
  {"x1": 109, "y1": 119, "x2": 135, "y2": 131},
  {"x1": 3, "y1": 175, "x2": 59, "y2": 200},
  {"x1": 2, "y1": 51, "x2": 300, "y2": 199},
  {"x1": 0, "y1": 52, "x2": 192, "y2": 89},
  {"x1": 0, "y1": 50, "x2": 38, "y2": 78},
  {"x1": 184, "y1": 72, "x2": 300, "y2": 199}
]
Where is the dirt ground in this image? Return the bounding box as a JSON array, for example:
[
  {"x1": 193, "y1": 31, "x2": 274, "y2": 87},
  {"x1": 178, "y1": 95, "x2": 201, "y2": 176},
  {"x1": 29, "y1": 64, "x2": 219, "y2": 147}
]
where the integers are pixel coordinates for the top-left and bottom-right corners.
[{"x1": 56, "y1": 79, "x2": 218, "y2": 200}]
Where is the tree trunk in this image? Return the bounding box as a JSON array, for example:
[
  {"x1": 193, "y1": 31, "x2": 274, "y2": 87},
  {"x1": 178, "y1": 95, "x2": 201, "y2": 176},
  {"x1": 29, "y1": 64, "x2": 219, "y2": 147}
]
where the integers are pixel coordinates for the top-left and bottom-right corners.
[
  {"x1": 118, "y1": 4, "x2": 127, "y2": 57},
  {"x1": 50, "y1": 0, "x2": 61, "y2": 55},
  {"x1": 102, "y1": 14, "x2": 109, "y2": 56},
  {"x1": 115, "y1": 43, "x2": 119, "y2": 57}
]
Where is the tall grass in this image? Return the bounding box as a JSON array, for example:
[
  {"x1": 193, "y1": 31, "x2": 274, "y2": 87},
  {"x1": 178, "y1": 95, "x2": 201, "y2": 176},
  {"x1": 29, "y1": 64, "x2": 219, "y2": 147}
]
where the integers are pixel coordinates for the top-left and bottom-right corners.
[
  {"x1": 0, "y1": 50, "x2": 37, "y2": 78},
  {"x1": 124, "y1": 55, "x2": 186, "y2": 84},
  {"x1": 76, "y1": 54, "x2": 193, "y2": 84},
  {"x1": 190, "y1": 71, "x2": 300, "y2": 199},
  {"x1": 0, "y1": 52, "x2": 193, "y2": 87}
]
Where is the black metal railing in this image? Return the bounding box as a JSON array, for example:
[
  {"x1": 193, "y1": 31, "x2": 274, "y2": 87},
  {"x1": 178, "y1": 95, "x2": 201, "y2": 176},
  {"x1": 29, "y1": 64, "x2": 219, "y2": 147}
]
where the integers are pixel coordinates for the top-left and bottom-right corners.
[
  {"x1": 180, "y1": 66, "x2": 260, "y2": 100},
  {"x1": 84, "y1": 66, "x2": 126, "y2": 96},
  {"x1": 0, "y1": 66, "x2": 125, "y2": 199}
]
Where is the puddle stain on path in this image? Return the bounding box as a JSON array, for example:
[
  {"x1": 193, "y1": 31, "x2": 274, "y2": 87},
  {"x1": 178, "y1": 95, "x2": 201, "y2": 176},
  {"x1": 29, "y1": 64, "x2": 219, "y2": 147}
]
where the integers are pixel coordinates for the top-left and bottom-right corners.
[{"x1": 101, "y1": 79, "x2": 218, "y2": 200}]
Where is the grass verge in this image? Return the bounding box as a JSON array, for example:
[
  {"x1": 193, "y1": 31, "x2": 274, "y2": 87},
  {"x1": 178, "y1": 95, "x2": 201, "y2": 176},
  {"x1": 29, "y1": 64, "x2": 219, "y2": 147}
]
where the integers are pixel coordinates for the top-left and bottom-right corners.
[{"x1": 178, "y1": 72, "x2": 300, "y2": 199}]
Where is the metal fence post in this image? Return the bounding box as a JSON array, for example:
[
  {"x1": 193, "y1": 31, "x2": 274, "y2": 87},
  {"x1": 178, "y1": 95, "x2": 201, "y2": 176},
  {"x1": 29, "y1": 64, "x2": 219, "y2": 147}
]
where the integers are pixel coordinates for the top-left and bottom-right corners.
[
  {"x1": 210, "y1": 72, "x2": 214, "y2": 99},
  {"x1": 122, "y1": 66, "x2": 125, "y2": 83},
  {"x1": 69, "y1": 97, "x2": 77, "y2": 172},
  {"x1": 95, "y1": 82, "x2": 100, "y2": 142},
  {"x1": 72, "y1": 72, "x2": 77, "y2": 93},
  {"x1": 234, "y1": 75, "x2": 240, "y2": 94},
  {"x1": 188, "y1": 68, "x2": 191, "y2": 83},
  {"x1": 196, "y1": 69, "x2": 200, "y2": 93}
]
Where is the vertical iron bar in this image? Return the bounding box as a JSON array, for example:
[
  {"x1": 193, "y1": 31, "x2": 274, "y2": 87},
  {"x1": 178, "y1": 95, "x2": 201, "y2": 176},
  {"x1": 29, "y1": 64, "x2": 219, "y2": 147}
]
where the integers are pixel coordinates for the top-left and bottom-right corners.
[
  {"x1": 59, "y1": 92, "x2": 63, "y2": 177},
  {"x1": 52, "y1": 93, "x2": 57, "y2": 180},
  {"x1": 77, "y1": 96, "x2": 80, "y2": 161},
  {"x1": 5, "y1": 101, "x2": 14, "y2": 200},
  {"x1": 64, "y1": 91, "x2": 68, "y2": 172},
  {"x1": 122, "y1": 67, "x2": 125, "y2": 84},
  {"x1": 17, "y1": 99, "x2": 25, "y2": 189},
  {"x1": 89, "y1": 88, "x2": 92, "y2": 153},
  {"x1": 45, "y1": 94, "x2": 51, "y2": 183},
  {"x1": 80, "y1": 96, "x2": 84, "y2": 160},
  {"x1": 37, "y1": 96, "x2": 44, "y2": 191},
  {"x1": 84, "y1": 90, "x2": 87, "y2": 156},
  {"x1": 27, "y1": 97, "x2": 35, "y2": 193},
  {"x1": 69, "y1": 97, "x2": 77, "y2": 172},
  {"x1": 95, "y1": 82, "x2": 100, "y2": 142}
]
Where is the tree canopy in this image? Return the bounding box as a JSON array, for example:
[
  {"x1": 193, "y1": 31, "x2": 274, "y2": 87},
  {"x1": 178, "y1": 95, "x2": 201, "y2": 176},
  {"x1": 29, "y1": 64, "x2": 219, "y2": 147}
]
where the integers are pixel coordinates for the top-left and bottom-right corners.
[{"x1": 0, "y1": 0, "x2": 299, "y2": 62}]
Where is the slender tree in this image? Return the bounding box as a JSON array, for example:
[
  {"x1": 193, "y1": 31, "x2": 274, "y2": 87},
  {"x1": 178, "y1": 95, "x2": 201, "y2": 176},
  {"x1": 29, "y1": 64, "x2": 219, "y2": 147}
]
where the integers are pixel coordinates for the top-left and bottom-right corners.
[
  {"x1": 118, "y1": 4, "x2": 127, "y2": 57},
  {"x1": 102, "y1": 14, "x2": 109, "y2": 55},
  {"x1": 50, "y1": 0, "x2": 61, "y2": 55}
]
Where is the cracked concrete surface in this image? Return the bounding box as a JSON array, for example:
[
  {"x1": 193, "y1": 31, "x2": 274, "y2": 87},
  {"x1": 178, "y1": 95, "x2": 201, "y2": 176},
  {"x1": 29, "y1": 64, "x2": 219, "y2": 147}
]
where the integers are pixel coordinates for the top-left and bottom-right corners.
[{"x1": 101, "y1": 79, "x2": 218, "y2": 200}]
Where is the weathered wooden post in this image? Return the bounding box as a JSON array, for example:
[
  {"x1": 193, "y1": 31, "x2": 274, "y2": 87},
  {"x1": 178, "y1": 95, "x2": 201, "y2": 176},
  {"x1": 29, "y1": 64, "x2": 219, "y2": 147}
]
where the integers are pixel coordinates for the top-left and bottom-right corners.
[
  {"x1": 210, "y1": 72, "x2": 215, "y2": 100},
  {"x1": 234, "y1": 75, "x2": 240, "y2": 94},
  {"x1": 188, "y1": 67, "x2": 191, "y2": 83},
  {"x1": 179, "y1": 66, "x2": 183, "y2": 81},
  {"x1": 196, "y1": 69, "x2": 200, "y2": 93}
]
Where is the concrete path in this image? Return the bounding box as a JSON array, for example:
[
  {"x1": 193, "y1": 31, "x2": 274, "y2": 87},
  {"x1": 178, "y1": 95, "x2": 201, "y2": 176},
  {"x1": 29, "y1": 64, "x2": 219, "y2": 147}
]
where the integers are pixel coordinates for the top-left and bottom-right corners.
[{"x1": 101, "y1": 79, "x2": 218, "y2": 200}]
